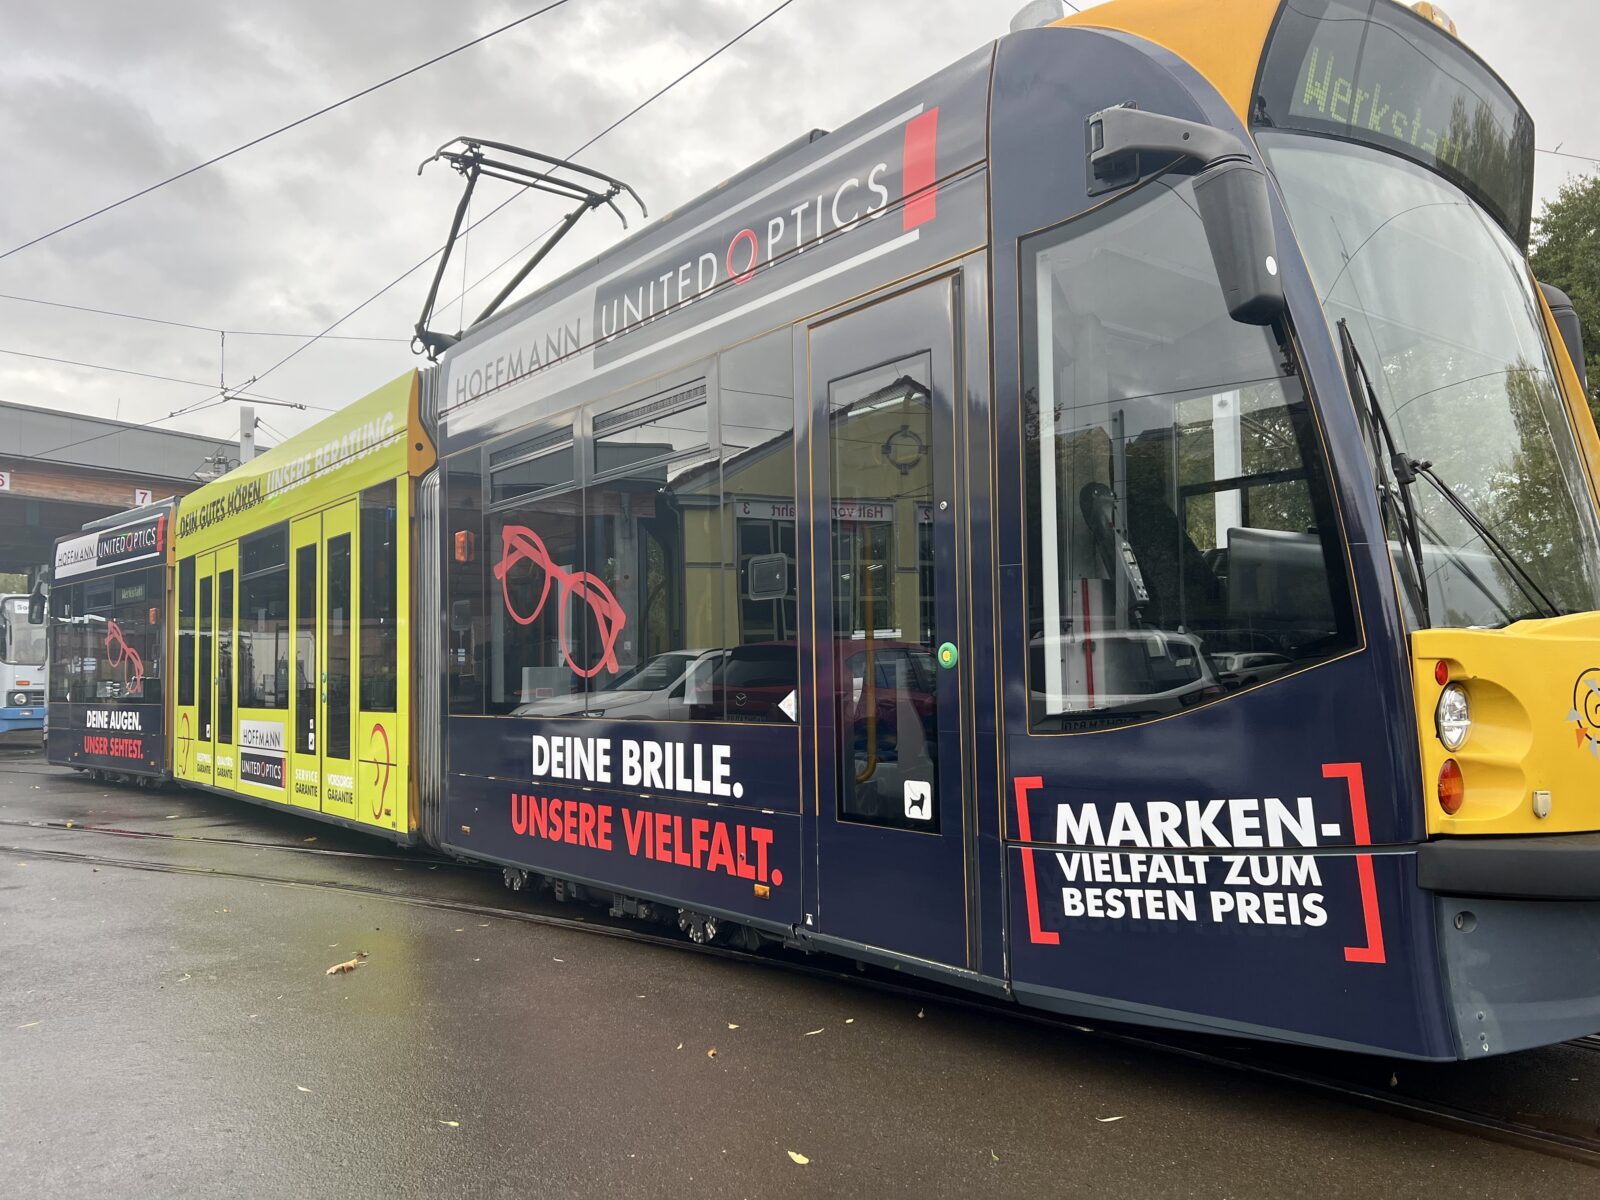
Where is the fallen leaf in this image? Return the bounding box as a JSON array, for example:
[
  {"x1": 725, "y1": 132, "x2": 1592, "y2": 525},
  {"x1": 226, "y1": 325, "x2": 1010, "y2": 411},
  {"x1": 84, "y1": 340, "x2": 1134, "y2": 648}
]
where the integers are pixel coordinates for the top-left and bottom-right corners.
[
  {"x1": 991, "y1": 1150, "x2": 1000, "y2": 1163},
  {"x1": 303, "y1": 837, "x2": 317, "y2": 843},
  {"x1": 64, "y1": 820, "x2": 73, "y2": 828},
  {"x1": 727, "y1": 1023, "x2": 740, "y2": 1030},
  {"x1": 326, "y1": 958, "x2": 363, "y2": 976},
  {"x1": 166, "y1": 815, "x2": 178, "y2": 820},
  {"x1": 916, "y1": 1008, "x2": 924, "y2": 1019},
  {"x1": 845, "y1": 1018, "x2": 854, "y2": 1025},
  {"x1": 804, "y1": 1028, "x2": 824, "y2": 1036},
  {"x1": 676, "y1": 1043, "x2": 683, "y2": 1051},
  {"x1": 297, "y1": 1086, "x2": 312, "y2": 1093},
  {"x1": 438, "y1": 1120, "x2": 460, "y2": 1128},
  {"x1": 16, "y1": 1021, "x2": 40, "y2": 1029},
  {"x1": 1389, "y1": 1073, "x2": 1398, "y2": 1088},
  {"x1": 1095, "y1": 1116, "x2": 1125, "y2": 1124},
  {"x1": 787, "y1": 1151, "x2": 810, "y2": 1165},
  {"x1": 707, "y1": 1047, "x2": 718, "y2": 1059},
  {"x1": 454, "y1": 928, "x2": 464, "y2": 933}
]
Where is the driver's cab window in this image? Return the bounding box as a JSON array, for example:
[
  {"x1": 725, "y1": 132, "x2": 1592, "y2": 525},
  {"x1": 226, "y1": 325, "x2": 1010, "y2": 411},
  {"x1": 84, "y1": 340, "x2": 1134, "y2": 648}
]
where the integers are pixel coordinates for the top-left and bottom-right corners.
[{"x1": 1021, "y1": 177, "x2": 1357, "y2": 731}]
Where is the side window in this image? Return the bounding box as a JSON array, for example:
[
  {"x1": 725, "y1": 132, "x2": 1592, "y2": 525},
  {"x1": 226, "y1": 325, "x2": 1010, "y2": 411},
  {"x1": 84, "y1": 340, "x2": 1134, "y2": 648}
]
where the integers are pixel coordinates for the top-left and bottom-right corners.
[
  {"x1": 198, "y1": 573, "x2": 213, "y2": 739},
  {"x1": 239, "y1": 526, "x2": 290, "y2": 710},
  {"x1": 178, "y1": 557, "x2": 196, "y2": 708},
  {"x1": 714, "y1": 329, "x2": 799, "y2": 723},
  {"x1": 580, "y1": 389, "x2": 720, "y2": 721},
  {"x1": 446, "y1": 452, "x2": 486, "y2": 715},
  {"x1": 327, "y1": 535, "x2": 352, "y2": 758},
  {"x1": 294, "y1": 543, "x2": 317, "y2": 753},
  {"x1": 360, "y1": 481, "x2": 399, "y2": 713},
  {"x1": 1021, "y1": 178, "x2": 1357, "y2": 731},
  {"x1": 217, "y1": 570, "x2": 233, "y2": 744}
]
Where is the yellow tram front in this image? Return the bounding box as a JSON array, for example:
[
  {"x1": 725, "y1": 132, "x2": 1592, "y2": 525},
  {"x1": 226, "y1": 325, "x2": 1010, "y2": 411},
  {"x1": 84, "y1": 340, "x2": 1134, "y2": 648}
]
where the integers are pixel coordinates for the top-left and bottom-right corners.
[{"x1": 168, "y1": 370, "x2": 434, "y2": 841}]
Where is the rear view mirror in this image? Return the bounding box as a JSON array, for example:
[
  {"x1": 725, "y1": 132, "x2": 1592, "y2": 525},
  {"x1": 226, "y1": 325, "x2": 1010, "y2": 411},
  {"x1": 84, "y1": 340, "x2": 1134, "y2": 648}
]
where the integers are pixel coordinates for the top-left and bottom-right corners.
[
  {"x1": 28, "y1": 583, "x2": 46, "y2": 625},
  {"x1": 1541, "y1": 282, "x2": 1589, "y2": 396},
  {"x1": 1088, "y1": 104, "x2": 1286, "y2": 326}
]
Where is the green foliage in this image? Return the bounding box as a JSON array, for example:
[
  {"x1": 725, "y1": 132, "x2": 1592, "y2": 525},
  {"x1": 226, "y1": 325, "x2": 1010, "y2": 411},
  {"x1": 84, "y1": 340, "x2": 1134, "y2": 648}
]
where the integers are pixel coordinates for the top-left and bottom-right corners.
[{"x1": 1530, "y1": 173, "x2": 1600, "y2": 421}]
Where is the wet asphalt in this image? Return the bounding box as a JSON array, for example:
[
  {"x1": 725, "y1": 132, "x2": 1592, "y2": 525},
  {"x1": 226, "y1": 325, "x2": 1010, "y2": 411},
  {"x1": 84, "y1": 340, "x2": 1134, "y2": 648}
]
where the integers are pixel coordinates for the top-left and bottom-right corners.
[{"x1": 1, "y1": 747, "x2": 1597, "y2": 1199}]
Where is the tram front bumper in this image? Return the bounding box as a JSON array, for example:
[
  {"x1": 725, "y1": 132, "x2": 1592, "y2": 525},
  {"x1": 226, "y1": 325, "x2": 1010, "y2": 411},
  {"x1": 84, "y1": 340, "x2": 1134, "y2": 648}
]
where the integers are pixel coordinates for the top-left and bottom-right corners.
[{"x1": 1421, "y1": 832, "x2": 1600, "y2": 1057}]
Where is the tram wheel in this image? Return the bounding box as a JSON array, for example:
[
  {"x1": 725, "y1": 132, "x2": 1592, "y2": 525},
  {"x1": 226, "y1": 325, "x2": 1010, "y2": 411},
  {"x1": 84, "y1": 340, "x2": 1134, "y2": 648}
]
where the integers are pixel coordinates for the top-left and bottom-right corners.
[{"x1": 677, "y1": 909, "x2": 719, "y2": 945}]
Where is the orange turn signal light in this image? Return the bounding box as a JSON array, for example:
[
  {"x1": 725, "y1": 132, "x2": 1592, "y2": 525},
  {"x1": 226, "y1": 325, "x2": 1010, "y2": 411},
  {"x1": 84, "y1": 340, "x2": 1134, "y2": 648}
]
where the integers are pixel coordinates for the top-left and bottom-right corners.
[
  {"x1": 454, "y1": 530, "x2": 476, "y2": 563},
  {"x1": 1438, "y1": 759, "x2": 1464, "y2": 815}
]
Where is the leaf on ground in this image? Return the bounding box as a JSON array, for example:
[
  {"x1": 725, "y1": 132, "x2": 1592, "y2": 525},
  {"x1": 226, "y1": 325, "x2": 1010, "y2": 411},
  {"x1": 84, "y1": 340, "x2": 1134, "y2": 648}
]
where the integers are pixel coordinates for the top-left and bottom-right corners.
[
  {"x1": 1095, "y1": 1116, "x2": 1125, "y2": 1123},
  {"x1": 727, "y1": 1023, "x2": 740, "y2": 1029},
  {"x1": 552, "y1": 957, "x2": 564, "y2": 963},
  {"x1": 916, "y1": 1008, "x2": 924, "y2": 1019},
  {"x1": 64, "y1": 820, "x2": 72, "y2": 828},
  {"x1": 676, "y1": 1043, "x2": 683, "y2": 1051},
  {"x1": 165, "y1": 815, "x2": 178, "y2": 820},
  {"x1": 707, "y1": 1047, "x2": 718, "y2": 1059},
  {"x1": 296, "y1": 1086, "x2": 312, "y2": 1093},
  {"x1": 787, "y1": 1151, "x2": 810, "y2": 1165},
  {"x1": 326, "y1": 958, "x2": 363, "y2": 976},
  {"x1": 438, "y1": 1120, "x2": 460, "y2": 1128},
  {"x1": 845, "y1": 1018, "x2": 855, "y2": 1024},
  {"x1": 303, "y1": 837, "x2": 317, "y2": 843},
  {"x1": 804, "y1": 1028, "x2": 824, "y2": 1036},
  {"x1": 990, "y1": 1150, "x2": 1000, "y2": 1163},
  {"x1": 16, "y1": 1021, "x2": 40, "y2": 1029}
]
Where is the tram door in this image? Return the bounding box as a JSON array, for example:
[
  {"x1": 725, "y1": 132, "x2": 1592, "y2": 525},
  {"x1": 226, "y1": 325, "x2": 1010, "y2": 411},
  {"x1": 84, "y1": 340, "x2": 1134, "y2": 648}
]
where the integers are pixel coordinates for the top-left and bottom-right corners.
[
  {"x1": 287, "y1": 504, "x2": 359, "y2": 815},
  {"x1": 213, "y1": 544, "x2": 238, "y2": 790},
  {"x1": 809, "y1": 279, "x2": 971, "y2": 967}
]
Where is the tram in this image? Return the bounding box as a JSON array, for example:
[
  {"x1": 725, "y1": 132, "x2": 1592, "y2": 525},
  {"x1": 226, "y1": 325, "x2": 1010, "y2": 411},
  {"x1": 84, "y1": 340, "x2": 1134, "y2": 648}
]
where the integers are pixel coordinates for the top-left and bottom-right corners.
[
  {"x1": 42, "y1": 0, "x2": 1600, "y2": 1059},
  {"x1": 44, "y1": 502, "x2": 175, "y2": 778}
]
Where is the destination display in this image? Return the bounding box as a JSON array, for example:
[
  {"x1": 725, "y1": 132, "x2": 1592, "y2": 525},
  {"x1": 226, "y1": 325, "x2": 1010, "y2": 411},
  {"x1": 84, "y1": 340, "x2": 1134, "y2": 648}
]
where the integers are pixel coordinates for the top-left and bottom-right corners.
[{"x1": 1255, "y1": 0, "x2": 1535, "y2": 244}]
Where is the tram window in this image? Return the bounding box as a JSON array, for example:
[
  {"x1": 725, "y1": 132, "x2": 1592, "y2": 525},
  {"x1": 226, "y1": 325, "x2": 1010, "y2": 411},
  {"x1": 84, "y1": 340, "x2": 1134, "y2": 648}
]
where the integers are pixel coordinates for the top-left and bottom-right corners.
[
  {"x1": 827, "y1": 357, "x2": 940, "y2": 825},
  {"x1": 327, "y1": 535, "x2": 352, "y2": 758},
  {"x1": 239, "y1": 525, "x2": 290, "y2": 710},
  {"x1": 217, "y1": 570, "x2": 233, "y2": 744},
  {"x1": 446, "y1": 452, "x2": 486, "y2": 716},
  {"x1": 1020, "y1": 177, "x2": 1357, "y2": 732},
  {"x1": 718, "y1": 329, "x2": 799, "y2": 721},
  {"x1": 490, "y1": 493, "x2": 584, "y2": 715},
  {"x1": 178, "y1": 557, "x2": 196, "y2": 708},
  {"x1": 593, "y1": 389, "x2": 709, "y2": 475},
  {"x1": 360, "y1": 480, "x2": 399, "y2": 713},
  {"x1": 559, "y1": 449, "x2": 723, "y2": 721},
  {"x1": 198, "y1": 574, "x2": 213, "y2": 740},
  {"x1": 491, "y1": 445, "x2": 573, "y2": 506},
  {"x1": 295, "y1": 544, "x2": 317, "y2": 753}
]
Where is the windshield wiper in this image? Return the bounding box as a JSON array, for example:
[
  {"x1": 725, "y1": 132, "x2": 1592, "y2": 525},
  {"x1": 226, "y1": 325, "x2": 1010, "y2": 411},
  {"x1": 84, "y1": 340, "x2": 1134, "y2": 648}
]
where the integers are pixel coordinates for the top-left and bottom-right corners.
[
  {"x1": 1410, "y1": 460, "x2": 1560, "y2": 620},
  {"x1": 1338, "y1": 319, "x2": 1431, "y2": 624},
  {"x1": 1337, "y1": 319, "x2": 1560, "y2": 624}
]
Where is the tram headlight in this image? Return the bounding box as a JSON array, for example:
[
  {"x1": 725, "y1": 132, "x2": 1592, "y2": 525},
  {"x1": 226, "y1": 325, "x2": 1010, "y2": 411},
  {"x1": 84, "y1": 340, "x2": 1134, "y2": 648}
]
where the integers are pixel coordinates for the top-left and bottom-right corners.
[
  {"x1": 8, "y1": 691, "x2": 26, "y2": 708},
  {"x1": 1435, "y1": 683, "x2": 1471, "y2": 750}
]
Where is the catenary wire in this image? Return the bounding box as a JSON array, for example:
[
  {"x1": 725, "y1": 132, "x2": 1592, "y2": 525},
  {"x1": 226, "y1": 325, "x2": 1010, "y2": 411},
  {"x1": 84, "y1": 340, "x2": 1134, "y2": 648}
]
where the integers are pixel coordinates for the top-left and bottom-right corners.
[
  {"x1": 248, "y1": 0, "x2": 805, "y2": 390},
  {"x1": 0, "y1": 0, "x2": 580, "y2": 264},
  {"x1": 0, "y1": 292, "x2": 409, "y2": 342}
]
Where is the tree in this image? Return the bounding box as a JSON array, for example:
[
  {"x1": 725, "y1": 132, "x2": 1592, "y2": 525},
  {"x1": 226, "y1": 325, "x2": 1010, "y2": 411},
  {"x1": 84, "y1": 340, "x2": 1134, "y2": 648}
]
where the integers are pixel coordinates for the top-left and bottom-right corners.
[{"x1": 1530, "y1": 173, "x2": 1600, "y2": 422}]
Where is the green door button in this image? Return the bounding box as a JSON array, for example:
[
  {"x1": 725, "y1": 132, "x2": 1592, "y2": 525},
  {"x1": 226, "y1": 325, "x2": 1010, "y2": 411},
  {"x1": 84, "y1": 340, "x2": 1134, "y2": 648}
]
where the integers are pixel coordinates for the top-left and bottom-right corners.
[{"x1": 938, "y1": 642, "x2": 959, "y2": 669}]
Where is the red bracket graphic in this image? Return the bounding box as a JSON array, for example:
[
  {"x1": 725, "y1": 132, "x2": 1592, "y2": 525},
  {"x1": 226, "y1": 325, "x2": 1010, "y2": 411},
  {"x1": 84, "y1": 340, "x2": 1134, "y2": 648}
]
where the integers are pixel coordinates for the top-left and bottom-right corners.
[
  {"x1": 1012, "y1": 776, "x2": 1060, "y2": 946},
  {"x1": 1323, "y1": 762, "x2": 1386, "y2": 964}
]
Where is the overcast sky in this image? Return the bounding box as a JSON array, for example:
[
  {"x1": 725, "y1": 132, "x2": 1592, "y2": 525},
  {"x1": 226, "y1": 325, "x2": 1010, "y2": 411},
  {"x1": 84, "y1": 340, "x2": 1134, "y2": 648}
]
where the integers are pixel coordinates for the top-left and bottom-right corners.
[{"x1": 1, "y1": 0, "x2": 1594, "y2": 453}]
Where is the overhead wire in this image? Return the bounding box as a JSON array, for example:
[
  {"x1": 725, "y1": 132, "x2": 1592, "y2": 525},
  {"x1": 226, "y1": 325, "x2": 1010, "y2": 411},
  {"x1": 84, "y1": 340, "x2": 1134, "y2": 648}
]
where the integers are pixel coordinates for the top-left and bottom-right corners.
[
  {"x1": 247, "y1": 0, "x2": 805, "y2": 391},
  {"x1": 22, "y1": 0, "x2": 805, "y2": 463},
  {"x1": 0, "y1": 346, "x2": 325, "y2": 407},
  {"x1": 0, "y1": 0, "x2": 580, "y2": 264},
  {"x1": 0, "y1": 292, "x2": 409, "y2": 341}
]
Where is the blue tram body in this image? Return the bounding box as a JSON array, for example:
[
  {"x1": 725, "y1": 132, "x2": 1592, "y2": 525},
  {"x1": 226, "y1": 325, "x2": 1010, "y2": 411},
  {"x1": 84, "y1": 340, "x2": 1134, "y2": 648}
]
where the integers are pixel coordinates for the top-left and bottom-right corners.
[{"x1": 421, "y1": 4, "x2": 1600, "y2": 1060}]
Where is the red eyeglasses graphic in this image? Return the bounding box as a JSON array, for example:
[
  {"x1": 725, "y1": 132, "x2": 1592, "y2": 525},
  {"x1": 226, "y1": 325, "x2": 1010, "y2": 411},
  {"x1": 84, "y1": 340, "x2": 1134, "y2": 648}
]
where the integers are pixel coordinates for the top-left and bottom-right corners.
[
  {"x1": 105, "y1": 619, "x2": 145, "y2": 696},
  {"x1": 492, "y1": 524, "x2": 626, "y2": 679}
]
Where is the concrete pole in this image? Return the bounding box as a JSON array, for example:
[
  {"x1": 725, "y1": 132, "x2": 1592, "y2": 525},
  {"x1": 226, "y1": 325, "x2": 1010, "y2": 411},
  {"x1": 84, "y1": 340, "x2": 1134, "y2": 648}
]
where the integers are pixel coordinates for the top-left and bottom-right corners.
[{"x1": 239, "y1": 405, "x2": 256, "y2": 463}]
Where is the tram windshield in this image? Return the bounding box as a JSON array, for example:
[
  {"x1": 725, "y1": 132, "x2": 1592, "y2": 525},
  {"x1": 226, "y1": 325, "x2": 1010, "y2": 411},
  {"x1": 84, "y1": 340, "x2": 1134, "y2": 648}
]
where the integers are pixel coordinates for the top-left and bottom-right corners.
[
  {"x1": 2, "y1": 596, "x2": 46, "y2": 666},
  {"x1": 1260, "y1": 134, "x2": 1600, "y2": 627}
]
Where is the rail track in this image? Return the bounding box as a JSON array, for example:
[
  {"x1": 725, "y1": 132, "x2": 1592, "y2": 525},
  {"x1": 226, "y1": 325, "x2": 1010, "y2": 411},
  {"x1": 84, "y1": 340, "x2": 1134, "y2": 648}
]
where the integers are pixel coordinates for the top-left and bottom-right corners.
[{"x1": 3, "y1": 817, "x2": 1598, "y2": 1167}]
